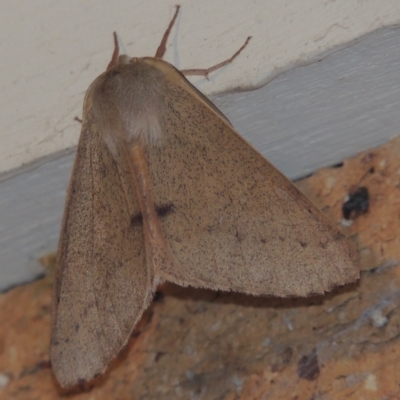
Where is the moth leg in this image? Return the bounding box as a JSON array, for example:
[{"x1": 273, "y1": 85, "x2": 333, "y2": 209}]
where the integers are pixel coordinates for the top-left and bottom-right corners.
[
  {"x1": 180, "y1": 36, "x2": 251, "y2": 78},
  {"x1": 155, "y1": 5, "x2": 181, "y2": 59}
]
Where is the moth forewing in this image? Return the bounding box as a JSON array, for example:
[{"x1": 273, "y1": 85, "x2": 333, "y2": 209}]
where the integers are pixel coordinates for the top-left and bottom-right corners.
[
  {"x1": 51, "y1": 96, "x2": 152, "y2": 388},
  {"x1": 140, "y1": 66, "x2": 358, "y2": 296}
]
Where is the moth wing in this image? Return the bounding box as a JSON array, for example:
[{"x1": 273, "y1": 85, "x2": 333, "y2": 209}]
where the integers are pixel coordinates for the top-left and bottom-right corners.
[
  {"x1": 51, "y1": 111, "x2": 151, "y2": 387},
  {"x1": 147, "y1": 62, "x2": 358, "y2": 297}
]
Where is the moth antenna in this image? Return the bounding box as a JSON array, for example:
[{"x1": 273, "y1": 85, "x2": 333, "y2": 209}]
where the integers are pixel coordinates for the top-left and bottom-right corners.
[
  {"x1": 107, "y1": 32, "x2": 120, "y2": 70},
  {"x1": 155, "y1": 5, "x2": 180, "y2": 59}
]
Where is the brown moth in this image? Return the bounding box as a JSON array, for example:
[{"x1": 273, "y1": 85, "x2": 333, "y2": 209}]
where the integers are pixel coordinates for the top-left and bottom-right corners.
[{"x1": 51, "y1": 6, "x2": 359, "y2": 388}]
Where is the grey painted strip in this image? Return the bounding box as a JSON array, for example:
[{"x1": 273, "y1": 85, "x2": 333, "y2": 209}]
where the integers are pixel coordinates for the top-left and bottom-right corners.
[{"x1": 1, "y1": 26, "x2": 400, "y2": 290}]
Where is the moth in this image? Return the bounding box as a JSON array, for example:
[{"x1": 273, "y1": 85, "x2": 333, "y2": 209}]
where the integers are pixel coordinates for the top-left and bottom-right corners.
[{"x1": 51, "y1": 6, "x2": 358, "y2": 388}]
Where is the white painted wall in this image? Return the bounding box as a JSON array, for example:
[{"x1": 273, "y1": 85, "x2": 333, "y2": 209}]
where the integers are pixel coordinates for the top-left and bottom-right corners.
[
  {"x1": 1, "y1": 0, "x2": 400, "y2": 290},
  {"x1": 1, "y1": 0, "x2": 400, "y2": 174}
]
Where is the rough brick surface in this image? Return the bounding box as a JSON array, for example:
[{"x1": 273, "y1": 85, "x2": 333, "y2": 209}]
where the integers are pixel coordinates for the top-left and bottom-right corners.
[{"x1": 1, "y1": 137, "x2": 399, "y2": 399}]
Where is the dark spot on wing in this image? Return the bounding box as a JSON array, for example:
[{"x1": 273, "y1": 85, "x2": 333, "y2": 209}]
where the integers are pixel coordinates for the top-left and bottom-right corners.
[
  {"x1": 131, "y1": 213, "x2": 143, "y2": 227},
  {"x1": 156, "y1": 202, "x2": 175, "y2": 218},
  {"x1": 299, "y1": 241, "x2": 307, "y2": 248},
  {"x1": 131, "y1": 202, "x2": 175, "y2": 227}
]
